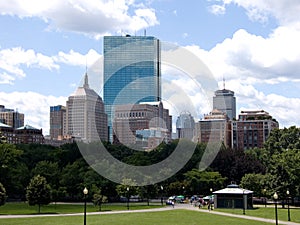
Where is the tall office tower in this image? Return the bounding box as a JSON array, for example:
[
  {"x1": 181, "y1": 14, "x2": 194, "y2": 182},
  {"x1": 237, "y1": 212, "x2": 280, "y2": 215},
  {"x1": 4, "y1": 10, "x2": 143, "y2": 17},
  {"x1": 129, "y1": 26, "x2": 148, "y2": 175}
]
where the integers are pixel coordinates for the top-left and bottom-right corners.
[
  {"x1": 113, "y1": 102, "x2": 171, "y2": 147},
  {"x1": 195, "y1": 109, "x2": 231, "y2": 147},
  {"x1": 0, "y1": 105, "x2": 24, "y2": 128},
  {"x1": 176, "y1": 112, "x2": 195, "y2": 140},
  {"x1": 213, "y1": 89, "x2": 236, "y2": 120},
  {"x1": 49, "y1": 105, "x2": 66, "y2": 140},
  {"x1": 232, "y1": 110, "x2": 279, "y2": 150},
  {"x1": 66, "y1": 73, "x2": 108, "y2": 143},
  {"x1": 103, "y1": 35, "x2": 161, "y2": 141}
]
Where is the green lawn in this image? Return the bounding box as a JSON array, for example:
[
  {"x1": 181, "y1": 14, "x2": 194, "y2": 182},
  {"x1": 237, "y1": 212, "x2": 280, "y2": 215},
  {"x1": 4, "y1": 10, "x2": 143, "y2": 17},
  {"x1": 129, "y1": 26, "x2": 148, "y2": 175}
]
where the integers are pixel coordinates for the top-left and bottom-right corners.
[
  {"x1": 1, "y1": 203, "x2": 300, "y2": 225},
  {"x1": 214, "y1": 206, "x2": 300, "y2": 223},
  {"x1": 0, "y1": 209, "x2": 274, "y2": 225},
  {"x1": 0, "y1": 202, "x2": 163, "y2": 215}
]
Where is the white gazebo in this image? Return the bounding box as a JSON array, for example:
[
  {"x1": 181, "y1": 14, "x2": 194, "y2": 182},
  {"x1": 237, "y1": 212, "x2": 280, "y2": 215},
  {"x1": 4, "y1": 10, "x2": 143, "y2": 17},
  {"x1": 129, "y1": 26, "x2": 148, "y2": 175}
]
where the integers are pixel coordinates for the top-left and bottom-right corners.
[{"x1": 213, "y1": 184, "x2": 253, "y2": 209}]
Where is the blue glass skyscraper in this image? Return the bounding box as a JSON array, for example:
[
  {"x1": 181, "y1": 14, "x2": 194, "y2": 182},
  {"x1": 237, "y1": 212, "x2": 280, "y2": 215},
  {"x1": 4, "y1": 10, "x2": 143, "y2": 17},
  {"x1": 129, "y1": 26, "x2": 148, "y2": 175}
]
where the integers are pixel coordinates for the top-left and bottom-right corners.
[{"x1": 103, "y1": 35, "x2": 161, "y2": 141}]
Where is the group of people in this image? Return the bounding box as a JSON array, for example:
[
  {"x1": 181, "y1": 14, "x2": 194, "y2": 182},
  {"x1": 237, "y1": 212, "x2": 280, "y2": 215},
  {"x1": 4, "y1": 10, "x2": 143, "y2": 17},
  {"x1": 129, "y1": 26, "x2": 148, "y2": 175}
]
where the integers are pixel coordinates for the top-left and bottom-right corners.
[{"x1": 190, "y1": 196, "x2": 214, "y2": 210}]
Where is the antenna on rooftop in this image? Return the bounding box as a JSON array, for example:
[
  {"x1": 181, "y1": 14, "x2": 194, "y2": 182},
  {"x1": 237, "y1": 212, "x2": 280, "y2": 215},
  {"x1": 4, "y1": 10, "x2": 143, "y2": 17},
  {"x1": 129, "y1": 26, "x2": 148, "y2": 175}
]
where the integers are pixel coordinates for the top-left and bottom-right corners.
[
  {"x1": 223, "y1": 76, "x2": 226, "y2": 90},
  {"x1": 83, "y1": 57, "x2": 89, "y2": 88},
  {"x1": 144, "y1": 29, "x2": 146, "y2": 36},
  {"x1": 85, "y1": 57, "x2": 88, "y2": 74}
]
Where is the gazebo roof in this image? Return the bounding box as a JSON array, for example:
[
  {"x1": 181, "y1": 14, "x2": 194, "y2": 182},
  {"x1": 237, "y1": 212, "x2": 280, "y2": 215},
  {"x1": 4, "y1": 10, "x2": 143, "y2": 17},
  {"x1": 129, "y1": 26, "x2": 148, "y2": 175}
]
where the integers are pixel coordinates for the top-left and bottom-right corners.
[{"x1": 213, "y1": 184, "x2": 253, "y2": 195}]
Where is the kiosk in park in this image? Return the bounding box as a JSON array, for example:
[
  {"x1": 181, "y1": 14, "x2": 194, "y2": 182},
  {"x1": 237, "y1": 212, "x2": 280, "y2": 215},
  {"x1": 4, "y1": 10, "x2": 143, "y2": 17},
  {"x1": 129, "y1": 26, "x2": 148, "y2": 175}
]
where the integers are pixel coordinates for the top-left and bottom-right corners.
[{"x1": 213, "y1": 184, "x2": 253, "y2": 209}]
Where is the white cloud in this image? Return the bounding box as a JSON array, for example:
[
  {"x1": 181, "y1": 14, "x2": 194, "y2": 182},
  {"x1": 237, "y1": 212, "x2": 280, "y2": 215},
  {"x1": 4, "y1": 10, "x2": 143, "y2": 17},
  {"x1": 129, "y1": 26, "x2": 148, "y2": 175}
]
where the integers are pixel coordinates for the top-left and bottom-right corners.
[
  {"x1": 0, "y1": 47, "x2": 101, "y2": 84},
  {"x1": 208, "y1": 4, "x2": 226, "y2": 15},
  {"x1": 0, "y1": 47, "x2": 59, "y2": 83},
  {"x1": 184, "y1": 22, "x2": 300, "y2": 128},
  {"x1": 0, "y1": 0, "x2": 159, "y2": 38},
  {"x1": 233, "y1": 81, "x2": 300, "y2": 128},
  {"x1": 182, "y1": 33, "x2": 189, "y2": 39},
  {"x1": 210, "y1": 0, "x2": 300, "y2": 25},
  {"x1": 55, "y1": 49, "x2": 101, "y2": 67},
  {"x1": 186, "y1": 27, "x2": 300, "y2": 82},
  {"x1": 0, "y1": 73, "x2": 15, "y2": 85},
  {"x1": 0, "y1": 91, "x2": 67, "y2": 135}
]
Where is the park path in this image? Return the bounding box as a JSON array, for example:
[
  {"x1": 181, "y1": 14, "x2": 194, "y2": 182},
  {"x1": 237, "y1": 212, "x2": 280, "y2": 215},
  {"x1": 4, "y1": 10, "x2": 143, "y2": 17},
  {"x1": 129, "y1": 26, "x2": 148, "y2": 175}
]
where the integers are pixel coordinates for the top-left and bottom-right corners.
[
  {"x1": 0, "y1": 203, "x2": 299, "y2": 225},
  {"x1": 0, "y1": 206, "x2": 173, "y2": 219},
  {"x1": 176, "y1": 203, "x2": 300, "y2": 225}
]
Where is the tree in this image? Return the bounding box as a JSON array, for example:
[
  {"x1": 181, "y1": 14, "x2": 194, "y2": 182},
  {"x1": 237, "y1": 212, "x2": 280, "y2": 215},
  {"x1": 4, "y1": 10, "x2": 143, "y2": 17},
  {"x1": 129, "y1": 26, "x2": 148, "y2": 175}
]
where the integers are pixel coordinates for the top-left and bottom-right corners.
[
  {"x1": 264, "y1": 126, "x2": 300, "y2": 155},
  {"x1": 0, "y1": 143, "x2": 22, "y2": 179},
  {"x1": 92, "y1": 186, "x2": 108, "y2": 211},
  {"x1": 267, "y1": 149, "x2": 300, "y2": 198},
  {"x1": 116, "y1": 179, "x2": 138, "y2": 203},
  {"x1": 0, "y1": 143, "x2": 24, "y2": 198},
  {"x1": 26, "y1": 175, "x2": 51, "y2": 213},
  {"x1": 6, "y1": 162, "x2": 30, "y2": 199},
  {"x1": 17, "y1": 144, "x2": 56, "y2": 170},
  {"x1": 31, "y1": 161, "x2": 60, "y2": 189},
  {"x1": 184, "y1": 169, "x2": 226, "y2": 195},
  {"x1": 0, "y1": 182, "x2": 7, "y2": 206},
  {"x1": 240, "y1": 173, "x2": 267, "y2": 197},
  {"x1": 138, "y1": 184, "x2": 158, "y2": 206},
  {"x1": 210, "y1": 147, "x2": 265, "y2": 183},
  {"x1": 166, "y1": 180, "x2": 188, "y2": 196},
  {"x1": 59, "y1": 159, "x2": 87, "y2": 198}
]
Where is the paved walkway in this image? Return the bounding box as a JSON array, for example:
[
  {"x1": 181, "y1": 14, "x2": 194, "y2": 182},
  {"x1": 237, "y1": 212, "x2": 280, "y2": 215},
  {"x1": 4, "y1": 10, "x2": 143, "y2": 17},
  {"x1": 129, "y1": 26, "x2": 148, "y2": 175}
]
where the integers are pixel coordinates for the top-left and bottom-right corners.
[
  {"x1": 176, "y1": 204, "x2": 300, "y2": 225},
  {"x1": 0, "y1": 207, "x2": 173, "y2": 219},
  {"x1": 0, "y1": 203, "x2": 299, "y2": 225}
]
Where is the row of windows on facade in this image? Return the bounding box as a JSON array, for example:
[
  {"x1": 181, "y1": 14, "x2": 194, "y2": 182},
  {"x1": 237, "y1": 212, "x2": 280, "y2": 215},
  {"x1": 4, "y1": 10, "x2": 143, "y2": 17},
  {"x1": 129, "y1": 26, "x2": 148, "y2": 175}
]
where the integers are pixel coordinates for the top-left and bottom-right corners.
[{"x1": 116, "y1": 111, "x2": 147, "y2": 118}]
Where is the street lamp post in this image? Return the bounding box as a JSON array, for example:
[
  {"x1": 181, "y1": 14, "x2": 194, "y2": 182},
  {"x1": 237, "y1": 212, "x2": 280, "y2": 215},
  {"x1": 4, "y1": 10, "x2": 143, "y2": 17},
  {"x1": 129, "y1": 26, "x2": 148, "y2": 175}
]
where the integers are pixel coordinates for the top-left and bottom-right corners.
[
  {"x1": 287, "y1": 190, "x2": 291, "y2": 221},
  {"x1": 83, "y1": 187, "x2": 88, "y2": 225},
  {"x1": 273, "y1": 192, "x2": 278, "y2": 225},
  {"x1": 126, "y1": 187, "x2": 130, "y2": 210},
  {"x1": 263, "y1": 188, "x2": 267, "y2": 208},
  {"x1": 243, "y1": 189, "x2": 246, "y2": 215},
  {"x1": 160, "y1": 186, "x2": 164, "y2": 206},
  {"x1": 210, "y1": 188, "x2": 213, "y2": 210}
]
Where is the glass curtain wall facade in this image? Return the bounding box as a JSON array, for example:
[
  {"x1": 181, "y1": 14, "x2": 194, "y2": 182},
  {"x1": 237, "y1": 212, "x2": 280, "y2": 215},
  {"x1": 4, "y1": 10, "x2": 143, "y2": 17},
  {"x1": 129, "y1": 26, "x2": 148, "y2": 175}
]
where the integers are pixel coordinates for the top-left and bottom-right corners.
[
  {"x1": 103, "y1": 35, "x2": 161, "y2": 141},
  {"x1": 50, "y1": 105, "x2": 66, "y2": 140}
]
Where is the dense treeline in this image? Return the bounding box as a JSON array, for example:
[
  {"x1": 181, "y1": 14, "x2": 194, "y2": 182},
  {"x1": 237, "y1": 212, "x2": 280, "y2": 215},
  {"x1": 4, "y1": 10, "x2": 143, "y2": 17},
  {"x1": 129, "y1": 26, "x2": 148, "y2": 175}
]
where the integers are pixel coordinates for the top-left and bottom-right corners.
[{"x1": 0, "y1": 126, "x2": 299, "y2": 205}]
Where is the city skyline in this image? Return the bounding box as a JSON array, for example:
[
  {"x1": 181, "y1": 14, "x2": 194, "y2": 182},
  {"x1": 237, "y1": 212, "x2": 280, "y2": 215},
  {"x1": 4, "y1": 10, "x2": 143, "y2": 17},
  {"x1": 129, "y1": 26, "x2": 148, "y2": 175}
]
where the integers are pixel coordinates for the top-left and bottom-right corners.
[{"x1": 0, "y1": 0, "x2": 300, "y2": 135}]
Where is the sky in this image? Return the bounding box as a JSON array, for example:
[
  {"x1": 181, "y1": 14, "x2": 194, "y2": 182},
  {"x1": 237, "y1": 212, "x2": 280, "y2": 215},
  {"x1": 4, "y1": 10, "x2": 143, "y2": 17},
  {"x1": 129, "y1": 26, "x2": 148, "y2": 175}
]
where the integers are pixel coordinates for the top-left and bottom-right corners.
[{"x1": 0, "y1": 0, "x2": 300, "y2": 135}]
